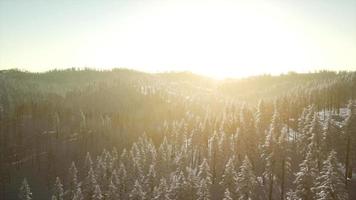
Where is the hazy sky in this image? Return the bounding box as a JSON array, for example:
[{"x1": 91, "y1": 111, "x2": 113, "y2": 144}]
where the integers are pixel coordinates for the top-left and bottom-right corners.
[{"x1": 0, "y1": 0, "x2": 355, "y2": 78}]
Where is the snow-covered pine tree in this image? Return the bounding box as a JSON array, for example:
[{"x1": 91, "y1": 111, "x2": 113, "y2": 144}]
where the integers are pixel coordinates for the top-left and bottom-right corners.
[
  {"x1": 94, "y1": 156, "x2": 107, "y2": 190},
  {"x1": 18, "y1": 178, "x2": 32, "y2": 200},
  {"x1": 68, "y1": 161, "x2": 79, "y2": 199},
  {"x1": 144, "y1": 164, "x2": 157, "y2": 197},
  {"x1": 197, "y1": 178, "x2": 210, "y2": 200},
  {"x1": 208, "y1": 132, "x2": 219, "y2": 184},
  {"x1": 293, "y1": 151, "x2": 318, "y2": 200},
  {"x1": 313, "y1": 150, "x2": 348, "y2": 200},
  {"x1": 255, "y1": 99, "x2": 269, "y2": 142},
  {"x1": 52, "y1": 177, "x2": 64, "y2": 200},
  {"x1": 169, "y1": 170, "x2": 189, "y2": 200},
  {"x1": 117, "y1": 163, "x2": 128, "y2": 199},
  {"x1": 153, "y1": 178, "x2": 171, "y2": 200},
  {"x1": 219, "y1": 157, "x2": 237, "y2": 196},
  {"x1": 261, "y1": 119, "x2": 277, "y2": 200},
  {"x1": 308, "y1": 113, "x2": 323, "y2": 171},
  {"x1": 186, "y1": 166, "x2": 200, "y2": 199},
  {"x1": 276, "y1": 127, "x2": 292, "y2": 200},
  {"x1": 298, "y1": 105, "x2": 315, "y2": 157},
  {"x1": 235, "y1": 156, "x2": 258, "y2": 200},
  {"x1": 239, "y1": 104, "x2": 258, "y2": 166},
  {"x1": 92, "y1": 185, "x2": 103, "y2": 200},
  {"x1": 344, "y1": 100, "x2": 356, "y2": 184},
  {"x1": 198, "y1": 159, "x2": 212, "y2": 185},
  {"x1": 106, "y1": 180, "x2": 118, "y2": 200},
  {"x1": 129, "y1": 180, "x2": 146, "y2": 200},
  {"x1": 222, "y1": 188, "x2": 233, "y2": 200},
  {"x1": 72, "y1": 187, "x2": 84, "y2": 200},
  {"x1": 84, "y1": 152, "x2": 93, "y2": 173},
  {"x1": 83, "y1": 166, "x2": 97, "y2": 199}
]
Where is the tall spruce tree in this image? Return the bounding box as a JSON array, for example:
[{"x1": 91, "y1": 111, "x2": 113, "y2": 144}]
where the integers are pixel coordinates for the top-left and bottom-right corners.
[
  {"x1": 18, "y1": 178, "x2": 32, "y2": 200},
  {"x1": 313, "y1": 150, "x2": 348, "y2": 200}
]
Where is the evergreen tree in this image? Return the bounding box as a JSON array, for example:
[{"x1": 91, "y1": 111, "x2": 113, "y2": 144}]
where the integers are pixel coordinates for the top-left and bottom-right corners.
[
  {"x1": 276, "y1": 128, "x2": 292, "y2": 200},
  {"x1": 117, "y1": 163, "x2": 128, "y2": 199},
  {"x1": 235, "y1": 156, "x2": 257, "y2": 200},
  {"x1": 222, "y1": 188, "x2": 233, "y2": 200},
  {"x1": 68, "y1": 162, "x2": 79, "y2": 199},
  {"x1": 255, "y1": 99, "x2": 269, "y2": 141},
  {"x1": 83, "y1": 166, "x2": 97, "y2": 199},
  {"x1": 344, "y1": 100, "x2": 356, "y2": 184},
  {"x1": 52, "y1": 177, "x2": 64, "y2": 200},
  {"x1": 130, "y1": 180, "x2": 146, "y2": 200},
  {"x1": 92, "y1": 185, "x2": 103, "y2": 200},
  {"x1": 208, "y1": 133, "x2": 219, "y2": 184},
  {"x1": 106, "y1": 180, "x2": 118, "y2": 200},
  {"x1": 18, "y1": 178, "x2": 32, "y2": 200},
  {"x1": 308, "y1": 113, "x2": 323, "y2": 171},
  {"x1": 198, "y1": 159, "x2": 212, "y2": 185},
  {"x1": 219, "y1": 157, "x2": 237, "y2": 195},
  {"x1": 261, "y1": 122, "x2": 277, "y2": 200},
  {"x1": 144, "y1": 164, "x2": 157, "y2": 197},
  {"x1": 197, "y1": 179, "x2": 210, "y2": 200},
  {"x1": 313, "y1": 150, "x2": 348, "y2": 200},
  {"x1": 84, "y1": 152, "x2": 93, "y2": 173},
  {"x1": 169, "y1": 170, "x2": 189, "y2": 200},
  {"x1": 153, "y1": 178, "x2": 171, "y2": 200},
  {"x1": 186, "y1": 167, "x2": 200, "y2": 200},
  {"x1": 294, "y1": 151, "x2": 318, "y2": 200},
  {"x1": 72, "y1": 187, "x2": 84, "y2": 200}
]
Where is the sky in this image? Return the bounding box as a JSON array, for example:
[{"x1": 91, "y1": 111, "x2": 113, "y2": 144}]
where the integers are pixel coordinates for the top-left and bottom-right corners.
[{"x1": 0, "y1": 0, "x2": 356, "y2": 78}]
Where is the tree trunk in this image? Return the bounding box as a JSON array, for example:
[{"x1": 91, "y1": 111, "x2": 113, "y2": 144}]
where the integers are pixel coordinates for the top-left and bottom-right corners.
[
  {"x1": 268, "y1": 172, "x2": 274, "y2": 200},
  {"x1": 345, "y1": 135, "x2": 350, "y2": 186},
  {"x1": 280, "y1": 158, "x2": 285, "y2": 200}
]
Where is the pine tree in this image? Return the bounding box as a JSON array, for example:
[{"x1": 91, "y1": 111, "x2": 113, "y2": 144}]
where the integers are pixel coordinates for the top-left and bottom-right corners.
[
  {"x1": 308, "y1": 113, "x2": 323, "y2": 171},
  {"x1": 313, "y1": 150, "x2": 348, "y2": 200},
  {"x1": 117, "y1": 163, "x2": 128, "y2": 199},
  {"x1": 52, "y1": 177, "x2": 64, "y2": 200},
  {"x1": 198, "y1": 159, "x2": 212, "y2": 185},
  {"x1": 186, "y1": 166, "x2": 200, "y2": 200},
  {"x1": 344, "y1": 100, "x2": 356, "y2": 184},
  {"x1": 144, "y1": 164, "x2": 157, "y2": 197},
  {"x1": 84, "y1": 152, "x2": 93, "y2": 173},
  {"x1": 68, "y1": 162, "x2": 79, "y2": 199},
  {"x1": 208, "y1": 132, "x2": 219, "y2": 184},
  {"x1": 262, "y1": 123, "x2": 277, "y2": 200},
  {"x1": 92, "y1": 185, "x2": 103, "y2": 200},
  {"x1": 72, "y1": 187, "x2": 84, "y2": 200},
  {"x1": 235, "y1": 156, "x2": 257, "y2": 200},
  {"x1": 153, "y1": 178, "x2": 171, "y2": 200},
  {"x1": 83, "y1": 166, "x2": 97, "y2": 199},
  {"x1": 129, "y1": 180, "x2": 146, "y2": 200},
  {"x1": 298, "y1": 105, "x2": 315, "y2": 157},
  {"x1": 294, "y1": 151, "x2": 318, "y2": 200},
  {"x1": 255, "y1": 99, "x2": 269, "y2": 142},
  {"x1": 219, "y1": 157, "x2": 237, "y2": 195},
  {"x1": 276, "y1": 128, "x2": 292, "y2": 200},
  {"x1": 94, "y1": 156, "x2": 107, "y2": 188},
  {"x1": 197, "y1": 178, "x2": 210, "y2": 200},
  {"x1": 106, "y1": 180, "x2": 118, "y2": 200},
  {"x1": 169, "y1": 170, "x2": 189, "y2": 200},
  {"x1": 19, "y1": 178, "x2": 32, "y2": 200},
  {"x1": 222, "y1": 188, "x2": 233, "y2": 200}
]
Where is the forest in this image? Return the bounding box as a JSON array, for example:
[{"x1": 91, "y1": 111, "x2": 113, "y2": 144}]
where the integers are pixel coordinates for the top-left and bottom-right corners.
[{"x1": 0, "y1": 69, "x2": 355, "y2": 200}]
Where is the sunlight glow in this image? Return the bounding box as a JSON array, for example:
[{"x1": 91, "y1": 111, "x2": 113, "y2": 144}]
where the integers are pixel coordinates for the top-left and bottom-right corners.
[
  {"x1": 1, "y1": 0, "x2": 355, "y2": 78},
  {"x1": 73, "y1": 0, "x2": 354, "y2": 78}
]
